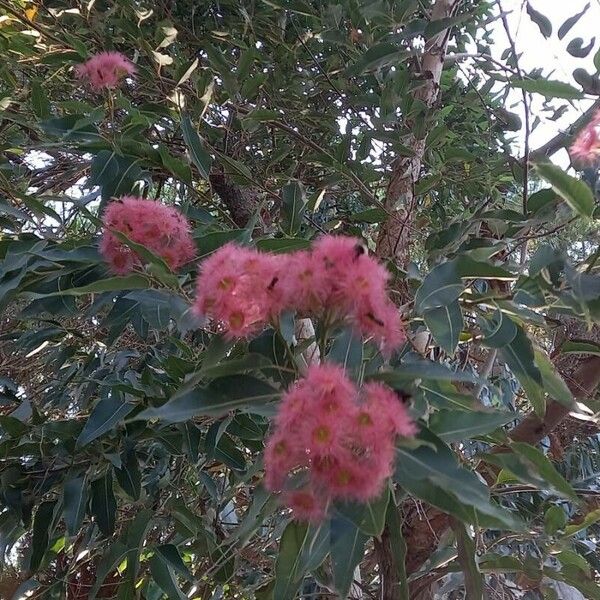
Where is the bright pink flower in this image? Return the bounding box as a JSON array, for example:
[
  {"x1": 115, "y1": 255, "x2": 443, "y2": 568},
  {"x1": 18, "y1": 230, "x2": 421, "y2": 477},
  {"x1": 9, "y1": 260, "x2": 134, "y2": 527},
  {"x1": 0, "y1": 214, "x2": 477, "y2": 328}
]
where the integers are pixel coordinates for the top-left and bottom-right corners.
[
  {"x1": 193, "y1": 243, "x2": 286, "y2": 338},
  {"x1": 100, "y1": 196, "x2": 195, "y2": 274},
  {"x1": 570, "y1": 110, "x2": 600, "y2": 164},
  {"x1": 360, "y1": 382, "x2": 417, "y2": 438},
  {"x1": 75, "y1": 51, "x2": 135, "y2": 90},
  {"x1": 264, "y1": 364, "x2": 416, "y2": 521}
]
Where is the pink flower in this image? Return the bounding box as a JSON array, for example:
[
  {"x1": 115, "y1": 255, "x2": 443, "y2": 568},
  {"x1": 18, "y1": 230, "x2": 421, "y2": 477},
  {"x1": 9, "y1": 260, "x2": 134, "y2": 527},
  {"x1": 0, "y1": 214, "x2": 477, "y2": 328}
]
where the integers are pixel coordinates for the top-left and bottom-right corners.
[
  {"x1": 193, "y1": 243, "x2": 285, "y2": 338},
  {"x1": 100, "y1": 196, "x2": 195, "y2": 274},
  {"x1": 570, "y1": 110, "x2": 600, "y2": 164},
  {"x1": 75, "y1": 52, "x2": 135, "y2": 90},
  {"x1": 264, "y1": 364, "x2": 417, "y2": 521},
  {"x1": 285, "y1": 489, "x2": 328, "y2": 522}
]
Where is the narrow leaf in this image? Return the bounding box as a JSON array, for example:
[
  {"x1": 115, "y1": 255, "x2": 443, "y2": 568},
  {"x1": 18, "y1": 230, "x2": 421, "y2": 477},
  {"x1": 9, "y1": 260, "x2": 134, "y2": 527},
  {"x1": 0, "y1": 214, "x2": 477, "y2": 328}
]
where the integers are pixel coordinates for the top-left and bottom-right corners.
[
  {"x1": 181, "y1": 113, "x2": 212, "y2": 179},
  {"x1": 63, "y1": 475, "x2": 88, "y2": 536},
  {"x1": 535, "y1": 161, "x2": 594, "y2": 217},
  {"x1": 91, "y1": 473, "x2": 117, "y2": 536},
  {"x1": 76, "y1": 396, "x2": 135, "y2": 447}
]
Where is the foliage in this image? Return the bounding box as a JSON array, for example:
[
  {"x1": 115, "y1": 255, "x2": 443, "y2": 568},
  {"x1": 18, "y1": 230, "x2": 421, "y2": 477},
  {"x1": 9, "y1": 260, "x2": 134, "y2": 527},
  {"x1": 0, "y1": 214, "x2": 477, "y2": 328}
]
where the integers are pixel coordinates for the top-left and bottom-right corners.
[{"x1": 0, "y1": 1, "x2": 600, "y2": 599}]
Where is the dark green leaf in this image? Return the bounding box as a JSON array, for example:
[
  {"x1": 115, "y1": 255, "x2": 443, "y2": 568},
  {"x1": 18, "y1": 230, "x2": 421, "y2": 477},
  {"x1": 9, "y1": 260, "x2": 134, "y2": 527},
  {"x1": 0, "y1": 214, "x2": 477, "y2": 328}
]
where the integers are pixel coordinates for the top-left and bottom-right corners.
[
  {"x1": 451, "y1": 518, "x2": 483, "y2": 600},
  {"x1": 29, "y1": 501, "x2": 56, "y2": 572},
  {"x1": 328, "y1": 327, "x2": 364, "y2": 370},
  {"x1": 135, "y1": 375, "x2": 278, "y2": 423},
  {"x1": 560, "y1": 340, "x2": 600, "y2": 356},
  {"x1": 91, "y1": 473, "x2": 117, "y2": 536},
  {"x1": 511, "y1": 79, "x2": 584, "y2": 99},
  {"x1": 115, "y1": 446, "x2": 141, "y2": 500},
  {"x1": 424, "y1": 301, "x2": 463, "y2": 354},
  {"x1": 511, "y1": 442, "x2": 577, "y2": 500},
  {"x1": 330, "y1": 517, "x2": 368, "y2": 598},
  {"x1": 558, "y1": 3, "x2": 590, "y2": 39},
  {"x1": 273, "y1": 521, "x2": 330, "y2": 600},
  {"x1": 76, "y1": 396, "x2": 135, "y2": 447},
  {"x1": 414, "y1": 261, "x2": 463, "y2": 313},
  {"x1": 281, "y1": 181, "x2": 306, "y2": 235},
  {"x1": 155, "y1": 544, "x2": 193, "y2": 581},
  {"x1": 429, "y1": 409, "x2": 514, "y2": 442},
  {"x1": 63, "y1": 475, "x2": 88, "y2": 536},
  {"x1": 526, "y1": 2, "x2": 552, "y2": 38},
  {"x1": 149, "y1": 553, "x2": 187, "y2": 600},
  {"x1": 31, "y1": 81, "x2": 50, "y2": 119},
  {"x1": 181, "y1": 113, "x2": 212, "y2": 180},
  {"x1": 336, "y1": 487, "x2": 389, "y2": 537},
  {"x1": 498, "y1": 325, "x2": 544, "y2": 416}
]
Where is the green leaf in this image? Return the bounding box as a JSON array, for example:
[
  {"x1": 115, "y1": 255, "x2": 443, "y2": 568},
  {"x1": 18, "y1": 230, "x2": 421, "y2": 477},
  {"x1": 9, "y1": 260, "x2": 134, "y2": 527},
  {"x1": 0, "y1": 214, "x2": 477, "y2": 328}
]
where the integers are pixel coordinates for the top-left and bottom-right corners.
[
  {"x1": 155, "y1": 544, "x2": 193, "y2": 582},
  {"x1": 414, "y1": 261, "x2": 463, "y2": 314},
  {"x1": 115, "y1": 446, "x2": 141, "y2": 500},
  {"x1": 534, "y1": 349, "x2": 574, "y2": 407},
  {"x1": 281, "y1": 181, "x2": 306, "y2": 235},
  {"x1": 273, "y1": 521, "x2": 330, "y2": 600},
  {"x1": 545, "y1": 505, "x2": 567, "y2": 535},
  {"x1": 336, "y1": 487, "x2": 390, "y2": 537},
  {"x1": 558, "y1": 4, "x2": 590, "y2": 39},
  {"x1": 511, "y1": 442, "x2": 577, "y2": 500},
  {"x1": 90, "y1": 473, "x2": 117, "y2": 536},
  {"x1": 498, "y1": 325, "x2": 545, "y2": 416},
  {"x1": 63, "y1": 475, "x2": 88, "y2": 536},
  {"x1": 382, "y1": 499, "x2": 409, "y2": 600},
  {"x1": 535, "y1": 162, "x2": 594, "y2": 217},
  {"x1": 395, "y1": 430, "x2": 522, "y2": 530},
  {"x1": 31, "y1": 81, "x2": 50, "y2": 119},
  {"x1": 76, "y1": 396, "x2": 135, "y2": 447},
  {"x1": 328, "y1": 327, "x2": 364, "y2": 370},
  {"x1": 89, "y1": 542, "x2": 128, "y2": 600},
  {"x1": 564, "y1": 508, "x2": 600, "y2": 537},
  {"x1": 29, "y1": 501, "x2": 56, "y2": 572},
  {"x1": 374, "y1": 357, "x2": 483, "y2": 385},
  {"x1": 480, "y1": 311, "x2": 518, "y2": 348},
  {"x1": 511, "y1": 79, "x2": 584, "y2": 100},
  {"x1": 33, "y1": 274, "x2": 150, "y2": 297},
  {"x1": 149, "y1": 553, "x2": 187, "y2": 600},
  {"x1": 348, "y1": 43, "x2": 408, "y2": 74},
  {"x1": 429, "y1": 409, "x2": 514, "y2": 442},
  {"x1": 256, "y1": 238, "x2": 311, "y2": 253},
  {"x1": 424, "y1": 301, "x2": 463, "y2": 354},
  {"x1": 560, "y1": 340, "x2": 600, "y2": 357},
  {"x1": 134, "y1": 375, "x2": 279, "y2": 423},
  {"x1": 451, "y1": 518, "x2": 483, "y2": 600},
  {"x1": 330, "y1": 517, "x2": 368, "y2": 598},
  {"x1": 181, "y1": 113, "x2": 212, "y2": 179},
  {"x1": 526, "y1": 2, "x2": 552, "y2": 38}
]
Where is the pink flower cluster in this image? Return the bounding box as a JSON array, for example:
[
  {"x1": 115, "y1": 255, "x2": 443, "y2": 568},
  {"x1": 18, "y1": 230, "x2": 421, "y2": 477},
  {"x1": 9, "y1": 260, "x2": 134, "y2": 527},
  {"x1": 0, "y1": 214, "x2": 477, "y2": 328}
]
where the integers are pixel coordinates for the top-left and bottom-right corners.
[
  {"x1": 100, "y1": 196, "x2": 196, "y2": 274},
  {"x1": 264, "y1": 364, "x2": 416, "y2": 521},
  {"x1": 193, "y1": 235, "x2": 405, "y2": 354},
  {"x1": 570, "y1": 109, "x2": 600, "y2": 164},
  {"x1": 75, "y1": 52, "x2": 135, "y2": 90}
]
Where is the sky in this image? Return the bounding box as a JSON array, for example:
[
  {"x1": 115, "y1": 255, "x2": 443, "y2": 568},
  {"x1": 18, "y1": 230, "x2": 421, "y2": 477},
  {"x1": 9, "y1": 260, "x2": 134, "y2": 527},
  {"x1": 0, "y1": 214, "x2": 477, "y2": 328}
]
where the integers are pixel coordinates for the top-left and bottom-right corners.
[{"x1": 492, "y1": 0, "x2": 600, "y2": 164}]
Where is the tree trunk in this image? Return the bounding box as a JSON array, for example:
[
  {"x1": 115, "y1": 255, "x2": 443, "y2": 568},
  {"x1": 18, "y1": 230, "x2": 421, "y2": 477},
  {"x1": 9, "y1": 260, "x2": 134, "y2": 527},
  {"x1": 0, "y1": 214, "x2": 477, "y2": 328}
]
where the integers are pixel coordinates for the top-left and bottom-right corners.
[{"x1": 376, "y1": 0, "x2": 459, "y2": 270}]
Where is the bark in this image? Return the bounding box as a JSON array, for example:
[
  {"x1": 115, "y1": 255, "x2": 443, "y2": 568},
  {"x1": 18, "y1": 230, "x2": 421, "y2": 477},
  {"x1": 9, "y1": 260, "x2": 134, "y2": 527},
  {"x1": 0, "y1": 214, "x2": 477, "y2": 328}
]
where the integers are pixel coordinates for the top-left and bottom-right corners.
[
  {"x1": 376, "y1": 0, "x2": 459, "y2": 268},
  {"x1": 209, "y1": 170, "x2": 261, "y2": 229}
]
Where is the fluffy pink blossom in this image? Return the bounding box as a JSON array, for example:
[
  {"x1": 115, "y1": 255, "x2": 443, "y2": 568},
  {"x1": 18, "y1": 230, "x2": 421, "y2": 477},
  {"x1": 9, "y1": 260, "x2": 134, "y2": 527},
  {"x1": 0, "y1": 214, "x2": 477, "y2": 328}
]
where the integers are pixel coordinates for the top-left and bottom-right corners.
[
  {"x1": 100, "y1": 196, "x2": 195, "y2": 274},
  {"x1": 75, "y1": 51, "x2": 135, "y2": 90},
  {"x1": 193, "y1": 234, "x2": 406, "y2": 352},
  {"x1": 285, "y1": 489, "x2": 328, "y2": 522},
  {"x1": 264, "y1": 364, "x2": 416, "y2": 521},
  {"x1": 570, "y1": 110, "x2": 600, "y2": 164},
  {"x1": 193, "y1": 243, "x2": 285, "y2": 338}
]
